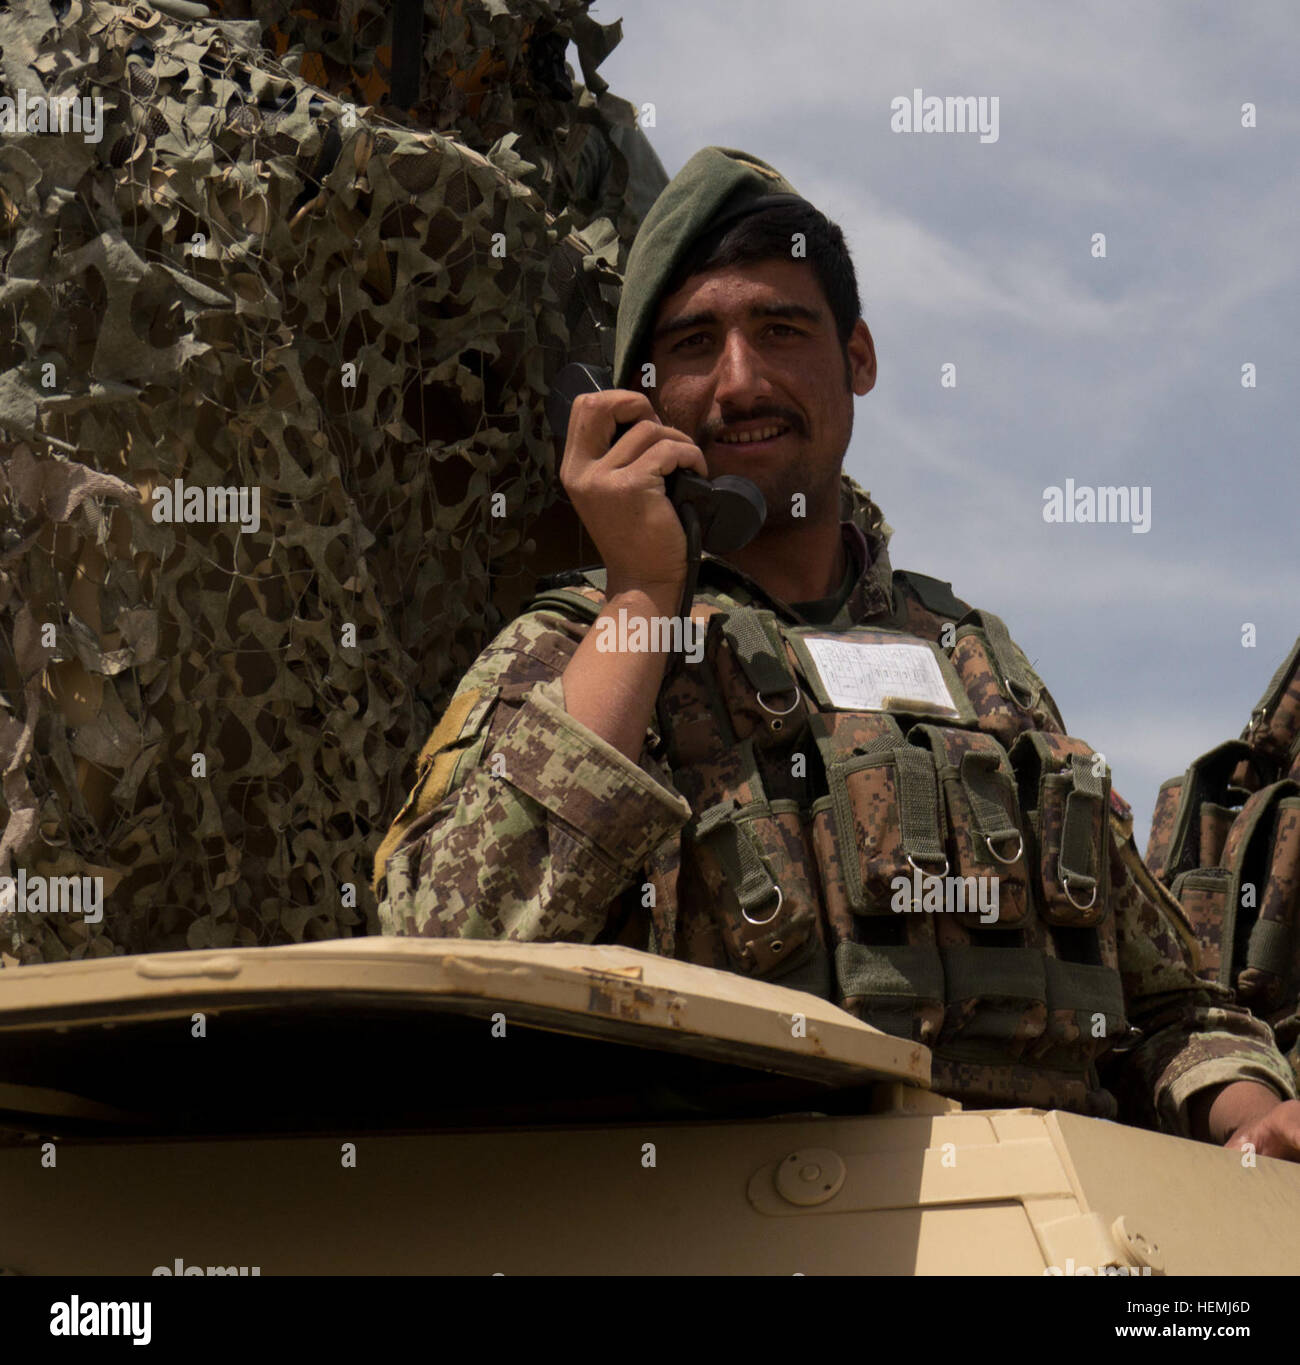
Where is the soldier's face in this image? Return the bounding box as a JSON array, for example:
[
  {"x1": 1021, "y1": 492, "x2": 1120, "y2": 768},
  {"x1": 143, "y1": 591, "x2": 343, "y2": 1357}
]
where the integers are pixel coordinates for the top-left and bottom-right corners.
[{"x1": 647, "y1": 258, "x2": 876, "y2": 528}]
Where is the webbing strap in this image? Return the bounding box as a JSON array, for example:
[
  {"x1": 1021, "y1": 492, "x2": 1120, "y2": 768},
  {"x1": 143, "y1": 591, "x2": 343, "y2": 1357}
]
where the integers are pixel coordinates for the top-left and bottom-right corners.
[
  {"x1": 1059, "y1": 754, "x2": 1105, "y2": 891},
  {"x1": 694, "y1": 800, "x2": 780, "y2": 918},
  {"x1": 959, "y1": 750, "x2": 1021, "y2": 846},
  {"x1": 1042, "y1": 956, "x2": 1127, "y2": 1026},
  {"x1": 1245, "y1": 917, "x2": 1292, "y2": 980},
  {"x1": 835, "y1": 940, "x2": 944, "y2": 1003},
  {"x1": 961, "y1": 610, "x2": 1040, "y2": 708},
  {"x1": 826, "y1": 766, "x2": 862, "y2": 908},
  {"x1": 722, "y1": 608, "x2": 797, "y2": 697},
  {"x1": 895, "y1": 746, "x2": 947, "y2": 866},
  {"x1": 940, "y1": 944, "x2": 1045, "y2": 1004}
]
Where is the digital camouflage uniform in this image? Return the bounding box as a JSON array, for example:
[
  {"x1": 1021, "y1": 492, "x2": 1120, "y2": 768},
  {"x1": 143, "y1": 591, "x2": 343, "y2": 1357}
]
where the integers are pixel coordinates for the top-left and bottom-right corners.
[{"x1": 373, "y1": 146, "x2": 1296, "y2": 1135}]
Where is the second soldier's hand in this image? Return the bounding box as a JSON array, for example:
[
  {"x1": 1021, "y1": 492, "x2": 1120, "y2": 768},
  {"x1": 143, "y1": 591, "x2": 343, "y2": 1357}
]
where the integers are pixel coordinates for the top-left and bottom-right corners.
[{"x1": 1222, "y1": 1092, "x2": 1300, "y2": 1163}]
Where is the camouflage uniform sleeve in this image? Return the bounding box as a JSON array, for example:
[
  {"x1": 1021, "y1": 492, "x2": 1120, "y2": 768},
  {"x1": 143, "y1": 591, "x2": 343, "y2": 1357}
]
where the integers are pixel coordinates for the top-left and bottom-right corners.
[
  {"x1": 373, "y1": 609, "x2": 691, "y2": 942},
  {"x1": 1104, "y1": 829, "x2": 1297, "y2": 1136}
]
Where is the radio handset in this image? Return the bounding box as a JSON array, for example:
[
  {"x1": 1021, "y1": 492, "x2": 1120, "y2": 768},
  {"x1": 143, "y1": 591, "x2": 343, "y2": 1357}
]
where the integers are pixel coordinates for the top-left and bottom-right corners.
[{"x1": 545, "y1": 363, "x2": 767, "y2": 555}]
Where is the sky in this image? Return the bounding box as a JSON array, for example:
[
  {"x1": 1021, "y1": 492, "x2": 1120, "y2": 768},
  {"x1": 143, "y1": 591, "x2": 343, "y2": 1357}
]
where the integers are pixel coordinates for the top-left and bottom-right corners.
[{"x1": 593, "y1": 0, "x2": 1299, "y2": 842}]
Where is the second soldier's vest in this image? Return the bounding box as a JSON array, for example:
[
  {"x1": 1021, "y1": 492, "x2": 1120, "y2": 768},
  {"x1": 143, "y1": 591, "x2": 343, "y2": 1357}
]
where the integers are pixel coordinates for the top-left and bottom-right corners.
[
  {"x1": 1146, "y1": 638, "x2": 1300, "y2": 1066},
  {"x1": 532, "y1": 573, "x2": 1131, "y2": 1112}
]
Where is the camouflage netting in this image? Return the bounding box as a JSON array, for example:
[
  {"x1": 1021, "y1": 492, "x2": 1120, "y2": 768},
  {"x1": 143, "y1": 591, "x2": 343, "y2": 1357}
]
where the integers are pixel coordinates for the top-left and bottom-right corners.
[
  {"x1": 0, "y1": 0, "x2": 635, "y2": 961},
  {"x1": 220, "y1": 0, "x2": 656, "y2": 270}
]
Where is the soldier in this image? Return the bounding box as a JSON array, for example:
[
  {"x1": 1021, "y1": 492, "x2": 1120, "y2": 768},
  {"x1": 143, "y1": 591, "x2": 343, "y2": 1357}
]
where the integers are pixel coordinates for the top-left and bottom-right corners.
[
  {"x1": 1147, "y1": 638, "x2": 1300, "y2": 1090},
  {"x1": 373, "y1": 145, "x2": 1300, "y2": 1161}
]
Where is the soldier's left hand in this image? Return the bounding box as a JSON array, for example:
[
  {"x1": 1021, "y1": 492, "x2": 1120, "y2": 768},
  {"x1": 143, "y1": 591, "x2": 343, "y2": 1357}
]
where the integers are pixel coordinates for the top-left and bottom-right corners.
[{"x1": 1225, "y1": 1098, "x2": 1300, "y2": 1162}]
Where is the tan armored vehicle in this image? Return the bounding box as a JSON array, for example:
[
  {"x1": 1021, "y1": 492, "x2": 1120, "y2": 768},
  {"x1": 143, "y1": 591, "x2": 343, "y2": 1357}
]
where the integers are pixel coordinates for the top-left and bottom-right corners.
[{"x1": 3, "y1": 936, "x2": 1300, "y2": 1275}]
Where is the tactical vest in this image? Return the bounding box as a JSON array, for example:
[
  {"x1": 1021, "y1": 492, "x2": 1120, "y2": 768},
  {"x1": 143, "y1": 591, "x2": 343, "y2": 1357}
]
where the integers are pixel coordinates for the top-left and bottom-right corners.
[
  {"x1": 531, "y1": 572, "x2": 1130, "y2": 1113},
  {"x1": 1146, "y1": 638, "x2": 1300, "y2": 1064}
]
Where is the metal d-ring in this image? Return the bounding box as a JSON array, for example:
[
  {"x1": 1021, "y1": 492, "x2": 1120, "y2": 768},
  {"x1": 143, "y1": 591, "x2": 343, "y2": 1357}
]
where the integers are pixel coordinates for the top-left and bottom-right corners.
[
  {"x1": 758, "y1": 688, "x2": 802, "y2": 717},
  {"x1": 984, "y1": 831, "x2": 1024, "y2": 865},
  {"x1": 742, "y1": 885, "x2": 783, "y2": 926},
  {"x1": 906, "y1": 853, "x2": 949, "y2": 879},
  {"x1": 1004, "y1": 677, "x2": 1037, "y2": 714},
  {"x1": 1061, "y1": 872, "x2": 1098, "y2": 912}
]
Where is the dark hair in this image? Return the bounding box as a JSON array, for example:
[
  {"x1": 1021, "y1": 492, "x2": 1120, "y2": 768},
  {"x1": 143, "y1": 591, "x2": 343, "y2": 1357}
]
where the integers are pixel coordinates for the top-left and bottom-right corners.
[{"x1": 660, "y1": 200, "x2": 863, "y2": 353}]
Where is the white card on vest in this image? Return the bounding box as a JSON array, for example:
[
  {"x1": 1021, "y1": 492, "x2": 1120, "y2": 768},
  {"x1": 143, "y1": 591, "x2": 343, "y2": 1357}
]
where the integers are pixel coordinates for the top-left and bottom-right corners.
[{"x1": 800, "y1": 635, "x2": 959, "y2": 715}]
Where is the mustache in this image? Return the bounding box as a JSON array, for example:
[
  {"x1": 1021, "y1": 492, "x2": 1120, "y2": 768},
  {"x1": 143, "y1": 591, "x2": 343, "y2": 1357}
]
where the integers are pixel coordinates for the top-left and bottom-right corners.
[{"x1": 701, "y1": 406, "x2": 806, "y2": 442}]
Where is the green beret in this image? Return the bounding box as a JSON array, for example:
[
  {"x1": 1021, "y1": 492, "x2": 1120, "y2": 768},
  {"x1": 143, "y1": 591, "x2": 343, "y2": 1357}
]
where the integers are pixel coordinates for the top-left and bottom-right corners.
[{"x1": 613, "y1": 146, "x2": 803, "y2": 389}]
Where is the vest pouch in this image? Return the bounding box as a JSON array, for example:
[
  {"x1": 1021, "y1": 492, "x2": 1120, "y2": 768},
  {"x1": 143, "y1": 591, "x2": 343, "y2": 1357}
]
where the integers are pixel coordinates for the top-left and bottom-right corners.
[
  {"x1": 1160, "y1": 740, "x2": 1257, "y2": 885},
  {"x1": 1169, "y1": 866, "x2": 1232, "y2": 982},
  {"x1": 1221, "y1": 787, "x2": 1300, "y2": 1017},
  {"x1": 688, "y1": 741, "x2": 820, "y2": 979},
  {"x1": 935, "y1": 945, "x2": 1046, "y2": 1058},
  {"x1": 1030, "y1": 955, "x2": 1127, "y2": 1068},
  {"x1": 1009, "y1": 731, "x2": 1110, "y2": 928},
  {"x1": 909, "y1": 725, "x2": 1030, "y2": 928},
  {"x1": 1199, "y1": 802, "x2": 1237, "y2": 869},
  {"x1": 1145, "y1": 775, "x2": 1184, "y2": 882},
  {"x1": 834, "y1": 939, "x2": 944, "y2": 1045},
  {"x1": 947, "y1": 611, "x2": 1064, "y2": 748},
  {"x1": 808, "y1": 712, "x2": 945, "y2": 917}
]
